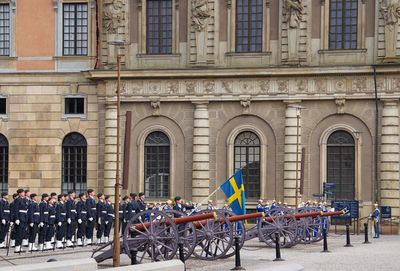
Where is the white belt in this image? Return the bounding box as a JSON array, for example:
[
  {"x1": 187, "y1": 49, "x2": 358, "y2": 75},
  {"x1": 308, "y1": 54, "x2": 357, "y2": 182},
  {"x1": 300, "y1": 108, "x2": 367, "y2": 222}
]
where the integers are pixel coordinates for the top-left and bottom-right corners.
[
  {"x1": 102, "y1": 211, "x2": 107, "y2": 213},
  {"x1": 119, "y1": 211, "x2": 123, "y2": 213},
  {"x1": 4, "y1": 210, "x2": 10, "y2": 213},
  {"x1": 108, "y1": 214, "x2": 115, "y2": 217},
  {"x1": 81, "y1": 211, "x2": 87, "y2": 214},
  {"x1": 34, "y1": 212, "x2": 40, "y2": 215},
  {"x1": 50, "y1": 215, "x2": 55, "y2": 218},
  {"x1": 44, "y1": 212, "x2": 49, "y2": 214},
  {"x1": 61, "y1": 213, "x2": 66, "y2": 216},
  {"x1": 91, "y1": 208, "x2": 96, "y2": 210},
  {"x1": 19, "y1": 210, "x2": 28, "y2": 213},
  {"x1": 71, "y1": 210, "x2": 77, "y2": 213}
]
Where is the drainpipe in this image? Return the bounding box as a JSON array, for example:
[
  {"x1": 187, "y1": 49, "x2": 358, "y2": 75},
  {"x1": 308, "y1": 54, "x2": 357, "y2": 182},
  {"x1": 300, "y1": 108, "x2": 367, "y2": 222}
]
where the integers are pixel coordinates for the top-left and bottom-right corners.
[{"x1": 372, "y1": 66, "x2": 379, "y2": 204}]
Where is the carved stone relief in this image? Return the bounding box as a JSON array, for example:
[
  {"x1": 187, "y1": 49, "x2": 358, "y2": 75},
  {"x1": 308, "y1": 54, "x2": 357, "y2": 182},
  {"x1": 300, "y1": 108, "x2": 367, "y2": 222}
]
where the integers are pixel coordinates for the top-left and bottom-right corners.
[
  {"x1": 191, "y1": 0, "x2": 212, "y2": 64},
  {"x1": 380, "y1": 0, "x2": 400, "y2": 60},
  {"x1": 284, "y1": 0, "x2": 304, "y2": 62},
  {"x1": 103, "y1": 0, "x2": 124, "y2": 34},
  {"x1": 335, "y1": 98, "x2": 346, "y2": 114},
  {"x1": 150, "y1": 99, "x2": 161, "y2": 116},
  {"x1": 240, "y1": 97, "x2": 251, "y2": 114}
]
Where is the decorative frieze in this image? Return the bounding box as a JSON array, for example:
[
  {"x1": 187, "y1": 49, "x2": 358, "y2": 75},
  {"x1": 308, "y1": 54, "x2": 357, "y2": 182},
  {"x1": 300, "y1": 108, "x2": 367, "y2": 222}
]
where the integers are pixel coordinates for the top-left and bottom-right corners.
[{"x1": 106, "y1": 76, "x2": 399, "y2": 98}]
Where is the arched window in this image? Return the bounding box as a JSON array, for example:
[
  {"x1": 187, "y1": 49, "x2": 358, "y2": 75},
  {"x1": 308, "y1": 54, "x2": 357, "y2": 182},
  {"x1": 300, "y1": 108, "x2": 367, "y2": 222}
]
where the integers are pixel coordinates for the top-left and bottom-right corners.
[
  {"x1": 146, "y1": 0, "x2": 173, "y2": 54},
  {"x1": 327, "y1": 130, "x2": 355, "y2": 200},
  {"x1": 235, "y1": 0, "x2": 263, "y2": 53},
  {"x1": 0, "y1": 134, "x2": 8, "y2": 193},
  {"x1": 62, "y1": 132, "x2": 87, "y2": 194},
  {"x1": 144, "y1": 131, "x2": 170, "y2": 198},
  {"x1": 329, "y1": 0, "x2": 358, "y2": 50},
  {"x1": 234, "y1": 131, "x2": 260, "y2": 199}
]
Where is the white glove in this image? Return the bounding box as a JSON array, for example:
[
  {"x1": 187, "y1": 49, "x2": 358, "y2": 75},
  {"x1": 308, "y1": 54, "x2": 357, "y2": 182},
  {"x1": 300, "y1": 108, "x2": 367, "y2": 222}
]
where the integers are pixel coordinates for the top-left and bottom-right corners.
[
  {"x1": 88, "y1": 217, "x2": 93, "y2": 222},
  {"x1": 97, "y1": 219, "x2": 101, "y2": 225},
  {"x1": 67, "y1": 218, "x2": 72, "y2": 224},
  {"x1": 15, "y1": 220, "x2": 20, "y2": 225},
  {"x1": 10, "y1": 222, "x2": 14, "y2": 227},
  {"x1": 123, "y1": 219, "x2": 127, "y2": 223},
  {"x1": 39, "y1": 222, "x2": 44, "y2": 228},
  {"x1": 105, "y1": 221, "x2": 109, "y2": 225},
  {"x1": 29, "y1": 223, "x2": 34, "y2": 227},
  {"x1": 58, "y1": 222, "x2": 62, "y2": 226},
  {"x1": 78, "y1": 219, "x2": 82, "y2": 224},
  {"x1": 1, "y1": 219, "x2": 5, "y2": 225}
]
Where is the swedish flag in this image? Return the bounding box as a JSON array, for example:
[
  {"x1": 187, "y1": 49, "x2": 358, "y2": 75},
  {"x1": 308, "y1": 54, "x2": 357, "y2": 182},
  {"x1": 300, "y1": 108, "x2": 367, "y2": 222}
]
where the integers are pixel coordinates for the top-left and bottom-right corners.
[{"x1": 220, "y1": 170, "x2": 246, "y2": 215}]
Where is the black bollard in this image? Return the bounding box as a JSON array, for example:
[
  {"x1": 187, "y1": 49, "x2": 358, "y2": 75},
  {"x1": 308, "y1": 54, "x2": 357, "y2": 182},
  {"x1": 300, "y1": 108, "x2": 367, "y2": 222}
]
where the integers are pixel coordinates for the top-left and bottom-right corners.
[
  {"x1": 273, "y1": 233, "x2": 284, "y2": 262},
  {"x1": 363, "y1": 222, "x2": 371, "y2": 244},
  {"x1": 344, "y1": 224, "x2": 353, "y2": 247},
  {"x1": 178, "y1": 242, "x2": 185, "y2": 263},
  {"x1": 321, "y1": 229, "x2": 330, "y2": 253},
  {"x1": 231, "y1": 236, "x2": 245, "y2": 270},
  {"x1": 130, "y1": 248, "x2": 138, "y2": 265}
]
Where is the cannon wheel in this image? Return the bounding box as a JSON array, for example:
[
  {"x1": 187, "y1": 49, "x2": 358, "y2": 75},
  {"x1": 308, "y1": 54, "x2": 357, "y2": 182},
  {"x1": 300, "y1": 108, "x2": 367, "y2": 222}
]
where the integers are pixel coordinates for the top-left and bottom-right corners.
[
  {"x1": 258, "y1": 207, "x2": 298, "y2": 248},
  {"x1": 216, "y1": 209, "x2": 245, "y2": 259},
  {"x1": 164, "y1": 209, "x2": 197, "y2": 261},
  {"x1": 296, "y1": 207, "x2": 328, "y2": 244},
  {"x1": 192, "y1": 209, "x2": 233, "y2": 260},
  {"x1": 123, "y1": 210, "x2": 179, "y2": 264}
]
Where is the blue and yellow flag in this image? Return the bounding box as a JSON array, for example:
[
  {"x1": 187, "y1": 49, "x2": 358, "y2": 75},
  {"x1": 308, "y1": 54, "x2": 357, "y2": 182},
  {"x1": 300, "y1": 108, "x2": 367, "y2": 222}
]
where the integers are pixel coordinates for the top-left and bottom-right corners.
[{"x1": 220, "y1": 170, "x2": 246, "y2": 215}]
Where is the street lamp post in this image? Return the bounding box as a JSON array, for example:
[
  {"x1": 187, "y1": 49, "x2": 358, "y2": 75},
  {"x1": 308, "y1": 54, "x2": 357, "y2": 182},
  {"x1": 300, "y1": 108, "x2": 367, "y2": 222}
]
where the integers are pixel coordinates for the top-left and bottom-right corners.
[{"x1": 108, "y1": 40, "x2": 126, "y2": 267}]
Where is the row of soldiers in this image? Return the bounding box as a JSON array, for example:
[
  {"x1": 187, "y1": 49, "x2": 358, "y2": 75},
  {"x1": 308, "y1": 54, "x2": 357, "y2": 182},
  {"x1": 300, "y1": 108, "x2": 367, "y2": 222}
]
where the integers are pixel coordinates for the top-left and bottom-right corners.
[{"x1": 0, "y1": 189, "x2": 122, "y2": 253}]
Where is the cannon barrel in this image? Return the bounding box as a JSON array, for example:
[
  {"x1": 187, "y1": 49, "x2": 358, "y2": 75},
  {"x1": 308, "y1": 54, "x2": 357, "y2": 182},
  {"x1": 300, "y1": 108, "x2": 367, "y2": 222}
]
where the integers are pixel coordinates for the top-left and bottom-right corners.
[{"x1": 132, "y1": 211, "x2": 217, "y2": 231}]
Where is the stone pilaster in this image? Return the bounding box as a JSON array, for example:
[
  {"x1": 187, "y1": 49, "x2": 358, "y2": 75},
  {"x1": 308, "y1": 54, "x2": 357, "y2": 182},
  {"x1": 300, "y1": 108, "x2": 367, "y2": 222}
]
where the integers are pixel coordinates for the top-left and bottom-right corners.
[
  {"x1": 380, "y1": 99, "x2": 400, "y2": 217},
  {"x1": 192, "y1": 102, "x2": 210, "y2": 203},
  {"x1": 104, "y1": 103, "x2": 118, "y2": 197},
  {"x1": 283, "y1": 102, "x2": 302, "y2": 207}
]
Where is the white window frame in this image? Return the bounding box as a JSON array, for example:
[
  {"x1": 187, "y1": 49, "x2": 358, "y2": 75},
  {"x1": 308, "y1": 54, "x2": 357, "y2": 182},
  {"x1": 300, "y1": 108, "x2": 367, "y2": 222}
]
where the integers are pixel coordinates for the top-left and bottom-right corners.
[{"x1": 62, "y1": 94, "x2": 87, "y2": 120}]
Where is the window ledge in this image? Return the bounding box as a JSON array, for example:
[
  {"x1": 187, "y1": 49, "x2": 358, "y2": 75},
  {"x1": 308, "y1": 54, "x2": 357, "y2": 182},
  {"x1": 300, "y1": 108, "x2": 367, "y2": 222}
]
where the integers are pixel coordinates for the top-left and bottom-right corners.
[
  {"x1": 0, "y1": 115, "x2": 8, "y2": 121},
  {"x1": 136, "y1": 53, "x2": 181, "y2": 59},
  {"x1": 226, "y1": 52, "x2": 272, "y2": 57},
  {"x1": 62, "y1": 114, "x2": 87, "y2": 120},
  {"x1": 318, "y1": 49, "x2": 367, "y2": 55},
  {"x1": 54, "y1": 56, "x2": 96, "y2": 60},
  {"x1": 0, "y1": 56, "x2": 17, "y2": 60}
]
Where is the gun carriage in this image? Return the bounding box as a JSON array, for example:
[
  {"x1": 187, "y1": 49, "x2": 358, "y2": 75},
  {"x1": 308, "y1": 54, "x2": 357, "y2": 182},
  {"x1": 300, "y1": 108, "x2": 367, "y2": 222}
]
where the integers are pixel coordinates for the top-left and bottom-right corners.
[{"x1": 92, "y1": 207, "x2": 345, "y2": 264}]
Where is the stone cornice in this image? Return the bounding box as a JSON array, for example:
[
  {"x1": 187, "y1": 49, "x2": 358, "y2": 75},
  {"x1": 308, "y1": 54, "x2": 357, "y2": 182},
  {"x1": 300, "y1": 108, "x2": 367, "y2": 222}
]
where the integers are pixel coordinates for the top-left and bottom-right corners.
[{"x1": 85, "y1": 65, "x2": 400, "y2": 80}]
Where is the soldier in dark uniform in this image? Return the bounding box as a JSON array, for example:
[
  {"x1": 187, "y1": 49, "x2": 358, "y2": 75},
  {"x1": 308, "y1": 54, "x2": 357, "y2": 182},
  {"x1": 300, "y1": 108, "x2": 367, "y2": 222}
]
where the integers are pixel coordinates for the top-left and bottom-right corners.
[
  {"x1": 0, "y1": 192, "x2": 10, "y2": 248},
  {"x1": 50, "y1": 192, "x2": 57, "y2": 201},
  {"x1": 124, "y1": 193, "x2": 137, "y2": 224},
  {"x1": 27, "y1": 193, "x2": 40, "y2": 252},
  {"x1": 45, "y1": 198, "x2": 56, "y2": 250},
  {"x1": 137, "y1": 192, "x2": 146, "y2": 213},
  {"x1": 55, "y1": 194, "x2": 67, "y2": 249},
  {"x1": 76, "y1": 193, "x2": 87, "y2": 246},
  {"x1": 120, "y1": 196, "x2": 128, "y2": 234},
  {"x1": 13, "y1": 189, "x2": 28, "y2": 253},
  {"x1": 22, "y1": 189, "x2": 30, "y2": 247},
  {"x1": 96, "y1": 193, "x2": 106, "y2": 244},
  {"x1": 9, "y1": 193, "x2": 18, "y2": 248},
  {"x1": 65, "y1": 191, "x2": 77, "y2": 247},
  {"x1": 85, "y1": 189, "x2": 96, "y2": 245},
  {"x1": 104, "y1": 195, "x2": 114, "y2": 243},
  {"x1": 38, "y1": 193, "x2": 49, "y2": 251},
  {"x1": 173, "y1": 196, "x2": 195, "y2": 217}
]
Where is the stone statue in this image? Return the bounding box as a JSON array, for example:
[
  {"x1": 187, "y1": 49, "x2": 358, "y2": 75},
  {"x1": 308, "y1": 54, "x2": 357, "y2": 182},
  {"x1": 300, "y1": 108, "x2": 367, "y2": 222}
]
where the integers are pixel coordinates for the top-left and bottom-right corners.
[
  {"x1": 284, "y1": 0, "x2": 304, "y2": 62},
  {"x1": 103, "y1": 0, "x2": 124, "y2": 34},
  {"x1": 191, "y1": 0, "x2": 211, "y2": 31},
  {"x1": 285, "y1": 0, "x2": 304, "y2": 29},
  {"x1": 380, "y1": 0, "x2": 400, "y2": 61}
]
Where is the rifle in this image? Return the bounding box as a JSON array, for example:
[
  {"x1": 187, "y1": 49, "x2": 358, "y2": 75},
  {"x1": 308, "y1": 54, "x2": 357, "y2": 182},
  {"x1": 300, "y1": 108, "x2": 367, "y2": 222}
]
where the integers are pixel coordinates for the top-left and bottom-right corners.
[{"x1": 6, "y1": 222, "x2": 14, "y2": 256}]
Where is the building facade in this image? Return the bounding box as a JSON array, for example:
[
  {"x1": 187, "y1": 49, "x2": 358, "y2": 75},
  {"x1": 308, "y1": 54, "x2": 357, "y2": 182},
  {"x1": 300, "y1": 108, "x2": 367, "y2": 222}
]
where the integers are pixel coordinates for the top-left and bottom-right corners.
[{"x1": 1, "y1": 0, "x2": 400, "y2": 224}]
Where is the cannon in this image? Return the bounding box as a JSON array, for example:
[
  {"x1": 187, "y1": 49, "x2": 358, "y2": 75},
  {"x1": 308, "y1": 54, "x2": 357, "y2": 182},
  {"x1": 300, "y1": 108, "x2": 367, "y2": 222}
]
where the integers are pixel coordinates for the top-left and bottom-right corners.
[{"x1": 92, "y1": 207, "x2": 345, "y2": 264}]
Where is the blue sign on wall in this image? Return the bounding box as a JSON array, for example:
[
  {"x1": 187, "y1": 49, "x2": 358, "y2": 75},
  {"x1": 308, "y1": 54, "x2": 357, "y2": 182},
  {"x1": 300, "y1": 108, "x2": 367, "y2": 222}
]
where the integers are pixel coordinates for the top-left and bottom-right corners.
[
  {"x1": 331, "y1": 200, "x2": 359, "y2": 219},
  {"x1": 381, "y1": 206, "x2": 391, "y2": 219}
]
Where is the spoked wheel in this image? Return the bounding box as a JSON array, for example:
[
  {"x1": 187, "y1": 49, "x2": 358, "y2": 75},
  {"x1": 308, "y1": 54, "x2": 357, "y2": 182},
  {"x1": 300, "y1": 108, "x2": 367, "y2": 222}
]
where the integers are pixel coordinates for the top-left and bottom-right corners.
[
  {"x1": 258, "y1": 207, "x2": 298, "y2": 248},
  {"x1": 193, "y1": 209, "x2": 233, "y2": 260},
  {"x1": 164, "y1": 209, "x2": 197, "y2": 261},
  {"x1": 296, "y1": 207, "x2": 325, "y2": 244},
  {"x1": 216, "y1": 209, "x2": 245, "y2": 259},
  {"x1": 123, "y1": 210, "x2": 179, "y2": 264}
]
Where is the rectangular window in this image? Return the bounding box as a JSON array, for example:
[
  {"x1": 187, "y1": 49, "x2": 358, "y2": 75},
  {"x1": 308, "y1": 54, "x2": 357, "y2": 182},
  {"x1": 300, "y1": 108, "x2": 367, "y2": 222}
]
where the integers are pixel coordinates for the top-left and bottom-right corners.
[
  {"x1": 0, "y1": 4, "x2": 10, "y2": 56},
  {"x1": 146, "y1": 0, "x2": 173, "y2": 54},
  {"x1": 329, "y1": 0, "x2": 358, "y2": 50},
  {"x1": 63, "y1": 3, "x2": 88, "y2": 56},
  {"x1": 235, "y1": 0, "x2": 263, "y2": 53},
  {"x1": 65, "y1": 97, "x2": 85, "y2": 115},
  {"x1": 0, "y1": 98, "x2": 6, "y2": 115}
]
